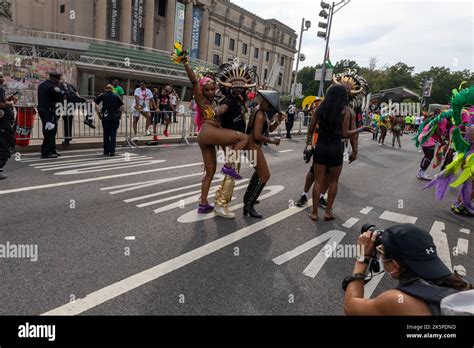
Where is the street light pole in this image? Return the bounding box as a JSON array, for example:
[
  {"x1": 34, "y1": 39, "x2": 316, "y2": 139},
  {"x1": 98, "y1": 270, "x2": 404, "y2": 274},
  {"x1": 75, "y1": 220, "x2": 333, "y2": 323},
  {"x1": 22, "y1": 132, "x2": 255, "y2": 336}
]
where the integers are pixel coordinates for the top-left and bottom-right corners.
[
  {"x1": 317, "y1": 3, "x2": 334, "y2": 97},
  {"x1": 317, "y1": 0, "x2": 351, "y2": 97},
  {"x1": 291, "y1": 18, "x2": 310, "y2": 104}
]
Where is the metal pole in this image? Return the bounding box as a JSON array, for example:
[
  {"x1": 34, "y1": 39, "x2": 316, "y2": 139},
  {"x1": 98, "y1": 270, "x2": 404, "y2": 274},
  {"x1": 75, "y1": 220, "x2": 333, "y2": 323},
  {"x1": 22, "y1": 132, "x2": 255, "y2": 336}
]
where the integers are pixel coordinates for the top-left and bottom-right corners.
[
  {"x1": 291, "y1": 18, "x2": 305, "y2": 104},
  {"x1": 318, "y1": 3, "x2": 334, "y2": 97}
]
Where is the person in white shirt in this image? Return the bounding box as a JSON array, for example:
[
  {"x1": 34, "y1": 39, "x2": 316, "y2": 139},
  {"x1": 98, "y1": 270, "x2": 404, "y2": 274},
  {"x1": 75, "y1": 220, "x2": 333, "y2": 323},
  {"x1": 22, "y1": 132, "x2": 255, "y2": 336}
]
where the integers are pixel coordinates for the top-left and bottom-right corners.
[
  {"x1": 168, "y1": 86, "x2": 180, "y2": 123},
  {"x1": 132, "y1": 81, "x2": 155, "y2": 138},
  {"x1": 414, "y1": 114, "x2": 422, "y2": 132}
]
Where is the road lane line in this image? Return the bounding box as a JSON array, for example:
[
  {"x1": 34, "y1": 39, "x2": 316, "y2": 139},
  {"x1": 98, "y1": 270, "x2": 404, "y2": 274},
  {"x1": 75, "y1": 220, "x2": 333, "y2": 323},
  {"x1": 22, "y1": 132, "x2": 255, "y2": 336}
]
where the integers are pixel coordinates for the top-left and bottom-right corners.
[
  {"x1": 302, "y1": 231, "x2": 346, "y2": 278},
  {"x1": 278, "y1": 150, "x2": 294, "y2": 153},
  {"x1": 379, "y1": 211, "x2": 417, "y2": 224},
  {"x1": 342, "y1": 218, "x2": 359, "y2": 229},
  {"x1": 39, "y1": 158, "x2": 153, "y2": 171},
  {"x1": 55, "y1": 160, "x2": 166, "y2": 175},
  {"x1": 135, "y1": 179, "x2": 248, "y2": 207},
  {"x1": 360, "y1": 207, "x2": 373, "y2": 215},
  {"x1": 460, "y1": 228, "x2": 470, "y2": 235},
  {"x1": 429, "y1": 221, "x2": 452, "y2": 270},
  {"x1": 21, "y1": 152, "x2": 139, "y2": 163},
  {"x1": 32, "y1": 156, "x2": 148, "y2": 169},
  {"x1": 123, "y1": 176, "x2": 222, "y2": 200},
  {"x1": 0, "y1": 163, "x2": 202, "y2": 195},
  {"x1": 42, "y1": 200, "x2": 314, "y2": 316},
  {"x1": 152, "y1": 184, "x2": 248, "y2": 213},
  {"x1": 456, "y1": 238, "x2": 468, "y2": 256},
  {"x1": 177, "y1": 185, "x2": 285, "y2": 223},
  {"x1": 364, "y1": 269, "x2": 385, "y2": 299}
]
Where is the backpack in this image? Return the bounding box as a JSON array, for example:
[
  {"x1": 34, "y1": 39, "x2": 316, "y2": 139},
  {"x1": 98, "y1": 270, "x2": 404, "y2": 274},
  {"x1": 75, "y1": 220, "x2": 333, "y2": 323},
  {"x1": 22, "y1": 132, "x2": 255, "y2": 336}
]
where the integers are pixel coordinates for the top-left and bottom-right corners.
[{"x1": 397, "y1": 278, "x2": 474, "y2": 315}]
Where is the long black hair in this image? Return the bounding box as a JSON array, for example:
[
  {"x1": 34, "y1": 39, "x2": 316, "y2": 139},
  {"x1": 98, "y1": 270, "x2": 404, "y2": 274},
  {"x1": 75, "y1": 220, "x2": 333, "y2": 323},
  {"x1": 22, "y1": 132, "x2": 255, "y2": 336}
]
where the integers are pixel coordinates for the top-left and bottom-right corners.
[{"x1": 317, "y1": 85, "x2": 349, "y2": 138}]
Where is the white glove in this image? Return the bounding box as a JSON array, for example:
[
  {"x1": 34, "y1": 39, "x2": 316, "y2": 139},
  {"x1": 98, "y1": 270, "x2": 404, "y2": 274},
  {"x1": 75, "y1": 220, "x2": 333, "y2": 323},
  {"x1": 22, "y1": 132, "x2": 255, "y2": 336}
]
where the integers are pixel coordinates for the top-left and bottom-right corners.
[{"x1": 45, "y1": 122, "x2": 56, "y2": 131}]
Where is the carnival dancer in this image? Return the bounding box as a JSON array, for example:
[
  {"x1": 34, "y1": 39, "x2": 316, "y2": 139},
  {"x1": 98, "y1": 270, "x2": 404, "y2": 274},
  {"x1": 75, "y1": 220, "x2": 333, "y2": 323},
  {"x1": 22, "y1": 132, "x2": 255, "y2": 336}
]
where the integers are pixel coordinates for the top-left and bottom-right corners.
[
  {"x1": 213, "y1": 59, "x2": 258, "y2": 219},
  {"x1": 378, "y1": 112, "x2": 391, "y2": 146},
  {"x1": 243, "y1": 90, "x2": 285, "y2": 218},
  {"x1": 172, "y1": 43, "x2": 249, "y2": 214},
  {"x1": 391, "y1": 113, "x2": 404, "y2": 148},
  {"x1": 418, "y1": 85, "x2": 474, "y2": 216},
  {"x1": 310, "y1": 69, "x2": 372, "y2": 221}
]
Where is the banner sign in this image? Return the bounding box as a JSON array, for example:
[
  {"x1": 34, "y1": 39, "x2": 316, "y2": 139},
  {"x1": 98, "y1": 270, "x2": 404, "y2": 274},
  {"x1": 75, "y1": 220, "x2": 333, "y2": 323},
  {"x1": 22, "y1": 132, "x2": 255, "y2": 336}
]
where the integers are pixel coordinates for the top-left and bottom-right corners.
[
  {"x1": 131, "y1": 0, "x2": 145, "y2": 46},
  {"x1": 190, "y1": 8, "x2": 202, "y2": 59},
  {"x1": 107, "y1": 0, "x2": 121, "y2": 41},
  {"x1": 174, "y1": 2, "x2": 185, "y2": 44}
]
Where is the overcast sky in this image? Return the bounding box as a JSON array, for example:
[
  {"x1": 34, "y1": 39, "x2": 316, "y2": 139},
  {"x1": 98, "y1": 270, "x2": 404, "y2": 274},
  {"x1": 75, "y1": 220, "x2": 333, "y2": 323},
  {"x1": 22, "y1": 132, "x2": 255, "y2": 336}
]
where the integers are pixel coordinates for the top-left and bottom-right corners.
[{"x1": 231, "y1": 0, "x2": 473, "y2": 73}]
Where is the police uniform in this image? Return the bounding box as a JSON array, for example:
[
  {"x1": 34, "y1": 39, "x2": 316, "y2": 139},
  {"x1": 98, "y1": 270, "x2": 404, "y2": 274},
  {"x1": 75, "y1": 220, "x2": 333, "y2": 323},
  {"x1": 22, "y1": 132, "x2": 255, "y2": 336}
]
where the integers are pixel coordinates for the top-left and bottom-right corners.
[
  {"x1": 94, "y1": 90, "x2": 123, "y2": 155},
  {"x1": 37, "y1": 72, "x2": 65, "y2": 158},
  {"x1": 0, "y1": 82, "x2": 15, "y2": 177}
]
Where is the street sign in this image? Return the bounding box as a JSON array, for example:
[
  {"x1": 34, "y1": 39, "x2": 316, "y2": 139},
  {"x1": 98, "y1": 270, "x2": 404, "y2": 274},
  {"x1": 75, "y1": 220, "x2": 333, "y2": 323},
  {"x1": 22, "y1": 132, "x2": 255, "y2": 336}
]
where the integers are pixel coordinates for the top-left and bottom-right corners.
[
  {"x1": 422, "y1": 78, "x2": 434, "y2": 98},
  {"x1": 291, "y1": 83, "x2": 303, "y2": 98},
  {"x1": 315, "y1": 68, "x2": 333, "y2": 81}
]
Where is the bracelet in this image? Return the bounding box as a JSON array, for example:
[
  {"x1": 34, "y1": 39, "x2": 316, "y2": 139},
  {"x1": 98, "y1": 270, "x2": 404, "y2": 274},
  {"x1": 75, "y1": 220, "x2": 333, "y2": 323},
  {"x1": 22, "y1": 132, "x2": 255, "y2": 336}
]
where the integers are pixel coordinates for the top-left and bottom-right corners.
[{"x1": 342, "y1": 273, "x2": 366, "y2": 291}]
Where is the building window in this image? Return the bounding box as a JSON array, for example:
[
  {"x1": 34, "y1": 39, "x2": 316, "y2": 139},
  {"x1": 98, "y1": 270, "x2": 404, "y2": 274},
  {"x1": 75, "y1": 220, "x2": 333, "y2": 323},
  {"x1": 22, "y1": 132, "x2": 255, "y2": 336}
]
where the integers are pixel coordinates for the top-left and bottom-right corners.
[
  {"x1": 157, "y1": 0, "x2": 166, "y2": 17},
  {"x1": 264, "y1": 69, "x2": 268, "y2": 80},
  {"x1": 213, "y1": 54, "x2": 220, "y2": 66},
  {"x1": 254, "y1": 48, "x2": 259, "y2": 59},
  {"x1": 215, "y1": 33, "x2": 221, "y2": 47},
  {"x1": 242, "y1": 43, "x2": 248, "y2": 55},
  {"x1": 278, "y1": 73, "x2": 283, "y2": 86},
  {"x1": 228, "y1": 57, "x2": 234, "y2": 62},
  {"x1": 266, "y1": 51, "x2": 270, "y2": 62},
  {"x1": 280, "y1": 56, "x2": 285, "y2": 66},
  {"x1": 60, "y1": 4, "x2": 65, "y2": 13},
  {"x1": 253, "y1": 66, "x2": 258, "y2": 73},
  {"x1": 229, "y1": 38, "x2": 235, "y2": 51}
]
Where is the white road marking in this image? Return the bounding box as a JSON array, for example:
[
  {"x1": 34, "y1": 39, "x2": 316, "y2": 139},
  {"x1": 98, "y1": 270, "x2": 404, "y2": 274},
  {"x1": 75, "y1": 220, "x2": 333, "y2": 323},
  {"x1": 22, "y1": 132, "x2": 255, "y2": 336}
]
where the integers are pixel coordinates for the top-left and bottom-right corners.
[
  {"x1": 364, "y1": 268, "x2": 385, "y2": 299},
  {"x1": 278, "y1": 150, "x2": 294, "y2": 153},
  {"x1": 32, "y1": 156, "x2": 147, "y2": 169},
  {"x1": 379, "y1": 211, "x2": 417, "y2": 224},
  {"x1": 342, "y1": 218, "x2": 359, "y2": 229},
  {"x1": 153, "y1": 184, "x2": 248, "y2": 214},
  {"x1": 42, "y1": 200, "x2": 314, "y2": 316},
  {"x1": 456, "y1": 238, "x2": 469, "y2": 256},
  {"x1": 124, "y1": 236, "x2": 136, "y2": 241},
  {"x1": 39, "y1": 158, "x2": 153, "y2": 171},
  {"x1": 272, "y1": 229, "x2": 341, "y2": 267},
  {"x1": 21, "y1": 152, "x2": 139, "y2": 163},
  {"x1": 303, "y1": 231, "x2": 347, "y2": 278},
  {"x1": 453, "y1": 265, "x2": 467, "y2": 276},
  {"x1": 460, "y1": 228, "x2": 470, "y2": 235},
  {"x1": 137, "y1": 180, "x2": 248, "y2": 208},
  {"x1": 55, "y1": 160, "x2": 166, "y2": 175},
  {"x1": 177, "y1": 185, "x2": 285, "y2": 223},
  {"x1": 0, "y1": 163, "x2": 203, "y2": 195},
  {"x1": 124, "y1": 175, "x2": 225, "y2": 202},
  {"x1": 429, "y1": 221, "x2": 452, "y2": 270},
  {"x1": 360, "y1": 207, "x2": 373, "y2": 215}
]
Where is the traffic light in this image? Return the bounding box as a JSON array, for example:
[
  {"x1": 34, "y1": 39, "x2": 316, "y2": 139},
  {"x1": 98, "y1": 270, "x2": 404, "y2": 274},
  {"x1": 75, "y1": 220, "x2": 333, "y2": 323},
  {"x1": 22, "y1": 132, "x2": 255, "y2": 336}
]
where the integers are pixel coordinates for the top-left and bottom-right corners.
[{"x1": 318, "y1": 2, "x2": 331, "y2": 39}]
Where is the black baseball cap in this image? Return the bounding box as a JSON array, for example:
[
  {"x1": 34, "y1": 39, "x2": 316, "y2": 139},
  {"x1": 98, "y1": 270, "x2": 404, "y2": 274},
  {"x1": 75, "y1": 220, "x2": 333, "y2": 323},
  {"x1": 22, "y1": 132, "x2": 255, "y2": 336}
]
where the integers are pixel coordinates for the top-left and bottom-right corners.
[
  {"x1": 49, "y1": 71, "x2": 62, "y2": 78},
  {"x1": 381, "y1": 224, "x2": 451, "y2": 280}
]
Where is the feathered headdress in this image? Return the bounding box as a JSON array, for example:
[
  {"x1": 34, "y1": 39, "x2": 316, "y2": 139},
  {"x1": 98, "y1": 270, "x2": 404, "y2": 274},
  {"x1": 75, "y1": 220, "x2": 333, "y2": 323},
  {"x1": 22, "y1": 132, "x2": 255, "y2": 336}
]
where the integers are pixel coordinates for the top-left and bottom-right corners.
[
  {"x1": 331, "y1": 69, "x2": 368, "y2": 99},
  {"x1": 215, "y1": 58, "x2": 258, "y2": 89}
]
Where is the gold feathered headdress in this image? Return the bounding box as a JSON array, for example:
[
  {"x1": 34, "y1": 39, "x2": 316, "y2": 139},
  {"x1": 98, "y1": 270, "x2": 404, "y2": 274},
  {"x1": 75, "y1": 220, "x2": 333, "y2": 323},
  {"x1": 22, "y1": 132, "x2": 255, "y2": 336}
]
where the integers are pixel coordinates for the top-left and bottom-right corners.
[
  {"x1": 331, "y1": 69, "x2": 368, "y2": 99},
  {"x1": 215, "y1": 58, "x2": 258, "y2": 89}
]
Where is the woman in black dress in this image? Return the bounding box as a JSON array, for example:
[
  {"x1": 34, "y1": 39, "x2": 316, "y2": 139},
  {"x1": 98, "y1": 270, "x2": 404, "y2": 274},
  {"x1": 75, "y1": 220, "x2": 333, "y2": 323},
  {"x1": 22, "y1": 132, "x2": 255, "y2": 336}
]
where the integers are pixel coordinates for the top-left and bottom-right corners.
[
  {"x1": 311, "y1": 85, "x2": 373, "y2": 221},
  {"x1": 243, "y1": 90, "x2": 286, "y2": 218}
]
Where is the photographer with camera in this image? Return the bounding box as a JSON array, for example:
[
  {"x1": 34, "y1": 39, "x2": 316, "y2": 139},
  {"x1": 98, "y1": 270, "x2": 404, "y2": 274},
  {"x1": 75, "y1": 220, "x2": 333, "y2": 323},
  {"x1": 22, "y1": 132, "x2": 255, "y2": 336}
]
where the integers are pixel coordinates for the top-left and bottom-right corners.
[{"x1": 343, "y1": 223, "x2": 473, "y2": 315}]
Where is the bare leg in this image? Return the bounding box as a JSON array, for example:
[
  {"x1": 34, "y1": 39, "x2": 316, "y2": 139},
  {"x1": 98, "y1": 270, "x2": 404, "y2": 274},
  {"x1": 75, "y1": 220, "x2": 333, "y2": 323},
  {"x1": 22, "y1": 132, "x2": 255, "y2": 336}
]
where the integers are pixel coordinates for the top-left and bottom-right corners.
[
  {"x1": 133, "y1": 117, "x2": 139, "y2": 136},
  {"x1": 303, "y1": 169, "x2": 315, "y2": 193},
  {"x1": 311, "y1": 163, "x2": 327, "y2": 220},
  {"x1": 324, "y1": 165, "x2": 343, "y2": 220},
  {"x1": 199, "y1": 144, "x2": 217, "y2": 205},
  {"x1": 199, "y1": 124, "x2": 248, "y2": 151}
]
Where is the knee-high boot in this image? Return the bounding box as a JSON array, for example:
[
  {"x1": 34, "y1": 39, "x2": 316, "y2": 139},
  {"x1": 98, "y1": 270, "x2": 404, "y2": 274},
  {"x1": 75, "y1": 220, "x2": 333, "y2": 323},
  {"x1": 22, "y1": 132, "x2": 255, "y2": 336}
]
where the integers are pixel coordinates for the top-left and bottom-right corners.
[{"x1": 243, "y1": 177, "x2": 266, "y2": 219}]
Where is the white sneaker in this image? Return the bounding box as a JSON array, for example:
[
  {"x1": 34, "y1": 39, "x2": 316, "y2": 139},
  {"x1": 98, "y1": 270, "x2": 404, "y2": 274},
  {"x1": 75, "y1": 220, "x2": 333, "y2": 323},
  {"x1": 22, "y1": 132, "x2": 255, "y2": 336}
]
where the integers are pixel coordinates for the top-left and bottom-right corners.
[
  {"x1": 214, "y1": 205, "x2": 236, "y2": 219},
  {"x1": 416, "y1": 171, "x2": 431, "y2": 181}
]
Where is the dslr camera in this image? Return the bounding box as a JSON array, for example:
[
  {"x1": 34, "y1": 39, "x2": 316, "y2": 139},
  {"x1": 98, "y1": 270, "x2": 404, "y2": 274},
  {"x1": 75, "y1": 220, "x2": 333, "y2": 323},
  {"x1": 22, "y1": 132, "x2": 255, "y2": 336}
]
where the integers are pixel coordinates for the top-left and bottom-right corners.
[{"x1": 360, "y1": 223, "x2": 384, "y2": 274}]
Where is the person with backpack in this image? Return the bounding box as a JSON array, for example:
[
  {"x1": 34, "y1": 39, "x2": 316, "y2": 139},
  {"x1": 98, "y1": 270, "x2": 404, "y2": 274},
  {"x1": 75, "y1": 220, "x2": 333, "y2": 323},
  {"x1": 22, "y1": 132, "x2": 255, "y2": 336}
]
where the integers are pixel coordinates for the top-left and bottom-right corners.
[{"x1": 343, "y1": 224, "x2": 473, "y2": 315}]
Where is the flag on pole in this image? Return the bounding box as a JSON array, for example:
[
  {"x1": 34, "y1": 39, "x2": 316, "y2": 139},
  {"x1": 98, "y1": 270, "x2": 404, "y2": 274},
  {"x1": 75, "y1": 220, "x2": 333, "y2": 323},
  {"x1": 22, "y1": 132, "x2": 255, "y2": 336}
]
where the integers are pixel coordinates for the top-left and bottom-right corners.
[{"x1": 325, "y1": 47, "x2": 333, "y2": 69}]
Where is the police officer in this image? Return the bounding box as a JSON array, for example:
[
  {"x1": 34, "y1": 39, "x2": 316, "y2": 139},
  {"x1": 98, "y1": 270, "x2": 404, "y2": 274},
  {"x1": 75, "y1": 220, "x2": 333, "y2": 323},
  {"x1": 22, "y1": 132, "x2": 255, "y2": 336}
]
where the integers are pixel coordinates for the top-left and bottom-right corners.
[
  {"x1": 37, "y1": 71, "x2": 65, "y2": 158},
  {"x1": 0, "y1": 72, "x2": 17, "y2": 180},
  {"x1": 94, "y1": 84, "x2": 124, "y2": 156}
]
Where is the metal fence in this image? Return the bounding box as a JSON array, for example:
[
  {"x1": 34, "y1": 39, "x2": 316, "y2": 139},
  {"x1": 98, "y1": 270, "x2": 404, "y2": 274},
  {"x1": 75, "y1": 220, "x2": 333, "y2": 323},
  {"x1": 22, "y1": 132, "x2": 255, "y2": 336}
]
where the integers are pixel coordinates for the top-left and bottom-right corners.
[{"x1": 12, "y1": 104, "x2": 311, "y2": 148}]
